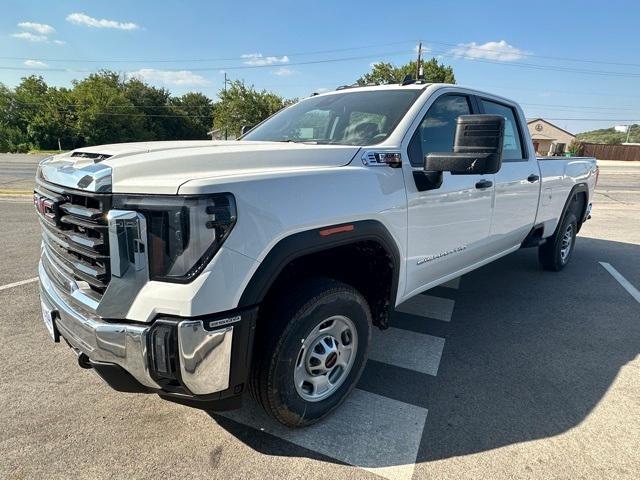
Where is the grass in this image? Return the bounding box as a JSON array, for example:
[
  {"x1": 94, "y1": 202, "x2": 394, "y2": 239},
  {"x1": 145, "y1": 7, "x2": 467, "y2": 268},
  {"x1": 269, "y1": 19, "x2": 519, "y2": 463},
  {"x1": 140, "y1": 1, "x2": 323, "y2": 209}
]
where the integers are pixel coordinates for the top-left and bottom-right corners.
[
  {"x1": 0, "y1": 189, "x2": 32, "y2": 196},
  {"x1": 27, "y1": 149, "x2": 67, "y2": 154}
]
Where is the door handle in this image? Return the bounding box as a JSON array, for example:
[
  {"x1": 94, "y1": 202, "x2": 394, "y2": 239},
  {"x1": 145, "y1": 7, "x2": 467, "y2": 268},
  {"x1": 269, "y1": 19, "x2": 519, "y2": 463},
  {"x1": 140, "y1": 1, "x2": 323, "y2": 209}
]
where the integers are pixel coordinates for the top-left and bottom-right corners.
[
  {"x1": 527, "y1": 174, "x2": 540, "y2": 183},
  {"x1": 475, "y1": 179, "x2": 493, "y2": 189}
]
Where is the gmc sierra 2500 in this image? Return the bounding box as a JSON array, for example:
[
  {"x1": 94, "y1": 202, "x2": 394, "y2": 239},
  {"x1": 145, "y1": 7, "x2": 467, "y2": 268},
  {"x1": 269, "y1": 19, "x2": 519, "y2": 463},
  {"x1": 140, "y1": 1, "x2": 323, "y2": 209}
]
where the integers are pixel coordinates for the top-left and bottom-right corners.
[{"x1": 35, "y1": 83, "x2": 597, "y2": 427}]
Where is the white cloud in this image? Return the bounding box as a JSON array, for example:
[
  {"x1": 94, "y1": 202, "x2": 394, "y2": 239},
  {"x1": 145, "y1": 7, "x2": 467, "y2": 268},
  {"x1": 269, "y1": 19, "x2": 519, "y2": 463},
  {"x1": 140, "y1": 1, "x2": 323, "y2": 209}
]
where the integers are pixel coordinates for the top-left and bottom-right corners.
[
  {"x1": 12, "y1": 31, "x2": 48, "y2": 42},
  {"x1": 18, "y1": 22, "x2": 55, "y2": 34},
  {"x1": 52, "y1": 39, "x2": 66, "y2": 45},
  {"x1": 272, "y1": 67, "x2": 296, "y2": 76},
  {"x1": 315, "y1": 88, "x2": 330, "y2": 93},
  {"x1": 449, "y1": 40, "x2": 526, "y2": 62},
  {"x1": 66, "y1": 12, "x2": 139, "y2": 31},
  {"x1": 129, "y1": 69, "x2": 210, "y2": 86},
  {"x1": 24, "y1": 59, "x2": 48, "y2": 68},
  {"x1": 241, "y1": 53, "x2": 289, "y2": 66}
]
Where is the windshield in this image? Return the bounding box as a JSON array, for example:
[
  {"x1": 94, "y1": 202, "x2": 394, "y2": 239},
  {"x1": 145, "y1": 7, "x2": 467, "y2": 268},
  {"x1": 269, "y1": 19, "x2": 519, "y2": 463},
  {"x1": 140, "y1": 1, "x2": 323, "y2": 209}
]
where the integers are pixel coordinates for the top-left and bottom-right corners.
[{"x1": 242, "y1": 89, "x2": 422, "y2": 145}]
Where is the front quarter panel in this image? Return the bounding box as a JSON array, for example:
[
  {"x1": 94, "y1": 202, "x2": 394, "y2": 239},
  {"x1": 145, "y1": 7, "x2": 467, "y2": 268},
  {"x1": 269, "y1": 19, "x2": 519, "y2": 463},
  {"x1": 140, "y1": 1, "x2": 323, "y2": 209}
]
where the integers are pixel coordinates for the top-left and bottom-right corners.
[{"x1": 178, "y1": 164, "x2": 408, "y2": 309}]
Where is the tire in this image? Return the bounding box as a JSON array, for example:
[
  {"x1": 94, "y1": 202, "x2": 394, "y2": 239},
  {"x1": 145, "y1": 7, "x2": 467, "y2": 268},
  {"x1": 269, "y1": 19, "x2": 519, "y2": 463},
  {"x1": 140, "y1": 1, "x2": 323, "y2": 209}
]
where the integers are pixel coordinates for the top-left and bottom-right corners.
[
  {"x1": 538, "y1": 211, "x2": 578, "y2": 271},
  {"x1": 250, "y1": 277, "x2": 372, "y2": 428}
]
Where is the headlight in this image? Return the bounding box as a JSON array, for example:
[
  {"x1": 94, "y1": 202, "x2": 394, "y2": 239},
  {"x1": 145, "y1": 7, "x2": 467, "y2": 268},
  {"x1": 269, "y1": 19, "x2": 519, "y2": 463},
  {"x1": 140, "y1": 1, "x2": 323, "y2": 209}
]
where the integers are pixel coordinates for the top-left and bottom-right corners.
[{"x1": 113, "y1": 193, "x2": 236, "y2": 282}]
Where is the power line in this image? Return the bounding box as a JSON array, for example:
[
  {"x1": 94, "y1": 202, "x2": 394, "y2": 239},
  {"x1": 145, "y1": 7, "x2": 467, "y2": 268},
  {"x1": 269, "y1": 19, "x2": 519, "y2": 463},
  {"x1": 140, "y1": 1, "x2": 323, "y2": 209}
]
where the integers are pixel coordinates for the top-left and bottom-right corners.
[
  {"x1": 14, "y1": 99, "x2": 638, "y2": 115},
  {"x1": 5, "y1": 46, "x2": 640, "y2": 81},
  {"x1": 428, "y1": 48, "x2": 640, "y2": 78},
  {"x1": 532, "y1": 118, "x2": 640, "y2": 122},
  {"x1": 4, "y1": 38, "x2": 639, "y2": 70},
  {"x1": 12, "y1": 100, "x2": 212, "y2": 109},
  {"x1": 470, "y1": 83, "x2": 640, "y2": 100},
  {"x1": 424, "y1": 40, "x2": 640, "y2": 69},
  {"x1": 0, "y1": 41, "x2": 414, "y2": 64},
  {"x1": 0, "y1": 49, "x2": 416, "y2": 73},
  {"x1": 520, "y1": 102, "x2": 640, "y2": 112},
  {"x1": 7, "y1": 103, "x2": 639, "y2": 121}
]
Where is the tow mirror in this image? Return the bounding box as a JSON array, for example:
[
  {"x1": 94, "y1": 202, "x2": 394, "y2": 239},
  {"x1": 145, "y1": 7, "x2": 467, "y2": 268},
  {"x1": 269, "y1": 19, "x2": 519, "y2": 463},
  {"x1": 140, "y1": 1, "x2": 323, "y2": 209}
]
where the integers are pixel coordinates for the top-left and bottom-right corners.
[{"x1": 425, "y1": 115, "x2": 505, "y2": 175}]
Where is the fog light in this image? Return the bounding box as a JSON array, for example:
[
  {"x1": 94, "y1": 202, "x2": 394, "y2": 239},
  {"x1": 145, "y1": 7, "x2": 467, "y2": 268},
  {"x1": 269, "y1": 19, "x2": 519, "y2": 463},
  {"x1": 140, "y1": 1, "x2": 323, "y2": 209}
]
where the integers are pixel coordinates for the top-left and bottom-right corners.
[{"x1": 149, "y1": 321, "x2": 178, "y2": 380}]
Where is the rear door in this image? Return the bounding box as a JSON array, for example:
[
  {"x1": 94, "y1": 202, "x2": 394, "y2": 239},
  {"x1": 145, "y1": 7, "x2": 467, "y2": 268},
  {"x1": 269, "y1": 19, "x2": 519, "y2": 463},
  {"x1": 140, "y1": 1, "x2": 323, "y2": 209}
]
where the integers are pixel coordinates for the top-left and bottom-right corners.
[
  {"x1": 401, "y1": 91, "x2": 495, "y2": 299},
  {"x1": 478, "y1": 98, "x2": 540, "y2": 251}
]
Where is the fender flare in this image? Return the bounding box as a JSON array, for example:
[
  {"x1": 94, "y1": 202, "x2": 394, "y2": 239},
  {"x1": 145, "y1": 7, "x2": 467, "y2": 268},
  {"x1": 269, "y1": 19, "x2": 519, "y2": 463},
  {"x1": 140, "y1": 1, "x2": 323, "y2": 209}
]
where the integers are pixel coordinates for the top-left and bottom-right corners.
[
  {"x1": 554, "y1": 182, "x2": 590, "y2": 236},
  {"x1": 237, "y1": 219, "x2": 401, "y2": 308}
]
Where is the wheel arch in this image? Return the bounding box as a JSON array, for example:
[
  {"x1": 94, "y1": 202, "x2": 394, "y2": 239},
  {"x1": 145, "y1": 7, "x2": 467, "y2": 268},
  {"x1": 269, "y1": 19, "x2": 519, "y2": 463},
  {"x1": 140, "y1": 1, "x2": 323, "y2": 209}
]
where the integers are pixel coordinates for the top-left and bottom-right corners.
[
  {"x1": 237, "y1": 220, "x2": 401, "y2": 328},
  {"x1": 552, "y1": 182, "x2": 589, "y2": 237}
]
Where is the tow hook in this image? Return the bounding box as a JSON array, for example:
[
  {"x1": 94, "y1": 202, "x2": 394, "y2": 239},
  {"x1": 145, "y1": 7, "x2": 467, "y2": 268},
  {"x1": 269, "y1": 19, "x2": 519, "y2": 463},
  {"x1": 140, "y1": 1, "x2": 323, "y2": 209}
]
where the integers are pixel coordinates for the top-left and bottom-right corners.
[{"x1": 77, "y1": 353, "x2": 93, "y2": 369}]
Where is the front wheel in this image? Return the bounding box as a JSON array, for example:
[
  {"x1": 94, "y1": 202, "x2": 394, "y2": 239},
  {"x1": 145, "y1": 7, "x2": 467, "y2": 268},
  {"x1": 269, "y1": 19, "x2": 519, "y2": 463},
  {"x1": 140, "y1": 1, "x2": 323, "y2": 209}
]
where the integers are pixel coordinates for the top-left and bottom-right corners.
[
  {"x1": 250, "y1": 278, "x2": 372, "y2": 427},
  {"x1": 538, "y1": 211, "x2": 578, "y2": 271}
]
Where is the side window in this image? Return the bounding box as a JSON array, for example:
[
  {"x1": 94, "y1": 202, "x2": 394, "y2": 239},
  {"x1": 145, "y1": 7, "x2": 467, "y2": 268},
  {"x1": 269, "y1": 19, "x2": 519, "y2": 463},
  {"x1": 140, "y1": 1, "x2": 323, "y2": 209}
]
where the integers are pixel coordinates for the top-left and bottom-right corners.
[
  {"x1": 479, "y1": 99, "x2": 525, "y2": 161},
  {"x1": 408, "y1": 95, "x2": 471, "y2": 167}
]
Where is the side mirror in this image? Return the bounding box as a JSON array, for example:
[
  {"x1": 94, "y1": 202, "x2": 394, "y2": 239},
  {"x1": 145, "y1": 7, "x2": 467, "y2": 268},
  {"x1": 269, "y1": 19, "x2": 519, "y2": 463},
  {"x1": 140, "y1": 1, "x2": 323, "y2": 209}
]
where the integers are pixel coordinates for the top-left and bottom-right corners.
[
  {"x1": 425, "y1": 115, "x2": 505, "y2": 175},
  {"x1": 240, "y1": 124, "x2": 255, "y2": 136}
]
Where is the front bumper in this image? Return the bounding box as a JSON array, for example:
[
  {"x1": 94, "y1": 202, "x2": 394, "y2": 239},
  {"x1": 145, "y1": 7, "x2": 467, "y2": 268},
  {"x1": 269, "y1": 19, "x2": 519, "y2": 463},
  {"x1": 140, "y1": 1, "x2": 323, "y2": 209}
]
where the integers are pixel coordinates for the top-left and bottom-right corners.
[{"x1": 39, "y1": 260, "x2": 256, "y2": 404}]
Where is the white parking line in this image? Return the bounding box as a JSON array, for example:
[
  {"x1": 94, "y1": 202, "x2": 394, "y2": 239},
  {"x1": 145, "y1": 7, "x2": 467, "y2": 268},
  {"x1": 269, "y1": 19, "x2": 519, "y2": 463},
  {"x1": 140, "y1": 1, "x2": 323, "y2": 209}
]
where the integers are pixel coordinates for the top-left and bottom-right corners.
[
  {"x1": 600, "y1": 262, "x2": 640, "y2": 304},
  {"x1": 0, "y1": 277, "x2": 38, "y2": 292},
  {"x1": 221, "y1": 388, "x2": 428, "y2": 480},
  {"x1": 369, "y1": 327, "x2": 445, "y2": 376},
  {"x1": 440, "y1": 277, "x2": 460, "y2": 289},
  {"x1": 396, "y1": 294, "x2": 455, "y2": 321}
]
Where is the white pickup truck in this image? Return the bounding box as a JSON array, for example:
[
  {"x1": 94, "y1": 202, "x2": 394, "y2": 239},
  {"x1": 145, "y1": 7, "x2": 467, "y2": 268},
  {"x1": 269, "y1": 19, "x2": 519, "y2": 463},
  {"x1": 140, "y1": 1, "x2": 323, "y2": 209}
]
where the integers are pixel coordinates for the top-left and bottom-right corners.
[{"x1": 35, "y1": 83, "x2": 597, "y2": 427}]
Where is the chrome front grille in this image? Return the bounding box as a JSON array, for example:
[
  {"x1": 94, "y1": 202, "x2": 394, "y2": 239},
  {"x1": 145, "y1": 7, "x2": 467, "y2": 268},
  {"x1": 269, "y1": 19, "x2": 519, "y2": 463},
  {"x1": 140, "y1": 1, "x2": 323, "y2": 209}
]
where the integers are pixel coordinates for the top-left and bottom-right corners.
[{"x1": 35, "y1": 179, "x2": 111, "y2": 302}]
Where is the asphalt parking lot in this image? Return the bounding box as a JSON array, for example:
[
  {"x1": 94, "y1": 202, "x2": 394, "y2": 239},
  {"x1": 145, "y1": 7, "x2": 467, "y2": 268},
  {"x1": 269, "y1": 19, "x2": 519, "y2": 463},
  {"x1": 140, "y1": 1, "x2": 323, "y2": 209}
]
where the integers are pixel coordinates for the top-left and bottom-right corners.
[{"x1": 0, "y1": 155, "x2": 638, "y2": 480}]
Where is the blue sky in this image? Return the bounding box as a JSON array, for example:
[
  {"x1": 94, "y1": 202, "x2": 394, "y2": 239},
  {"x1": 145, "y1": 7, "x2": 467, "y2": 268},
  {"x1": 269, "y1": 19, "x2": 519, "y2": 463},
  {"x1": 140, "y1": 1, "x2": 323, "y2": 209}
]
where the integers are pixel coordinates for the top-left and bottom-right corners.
[{"x1": 2, "y1": 0, "x2": 639, "y2": 133}]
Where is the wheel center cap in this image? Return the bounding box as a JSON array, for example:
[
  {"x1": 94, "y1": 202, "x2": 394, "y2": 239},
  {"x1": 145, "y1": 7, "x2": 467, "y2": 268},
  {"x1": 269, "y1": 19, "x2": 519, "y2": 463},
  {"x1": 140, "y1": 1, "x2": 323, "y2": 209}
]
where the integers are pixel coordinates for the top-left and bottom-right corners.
[{"x1": 325, "y1": 351, "x2": 338, "y2": 369}]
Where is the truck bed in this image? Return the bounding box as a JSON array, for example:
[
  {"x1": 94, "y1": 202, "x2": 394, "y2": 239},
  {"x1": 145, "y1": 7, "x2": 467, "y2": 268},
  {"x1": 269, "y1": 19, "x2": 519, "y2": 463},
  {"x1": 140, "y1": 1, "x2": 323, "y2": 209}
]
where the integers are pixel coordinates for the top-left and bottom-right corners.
[{"x1": 535, "y1": 157, "x2": 598, "y2": 237}]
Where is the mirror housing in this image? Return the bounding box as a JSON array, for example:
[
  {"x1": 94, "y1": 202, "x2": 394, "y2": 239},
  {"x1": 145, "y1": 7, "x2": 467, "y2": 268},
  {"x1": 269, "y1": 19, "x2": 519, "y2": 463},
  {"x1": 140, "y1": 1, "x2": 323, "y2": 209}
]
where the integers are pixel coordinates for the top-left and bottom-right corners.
[
  {"x1": 425, "y1": 114, "x2": 505, "y2": 175},
  {"x1": 240, "y1": 124, "x2": 255, "y2": 136}
]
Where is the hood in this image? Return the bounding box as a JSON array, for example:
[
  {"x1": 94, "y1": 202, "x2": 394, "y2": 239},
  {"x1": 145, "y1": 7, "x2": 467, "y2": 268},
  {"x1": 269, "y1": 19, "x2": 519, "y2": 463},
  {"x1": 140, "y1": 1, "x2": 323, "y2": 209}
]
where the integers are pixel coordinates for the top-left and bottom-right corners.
[{"x1": 38, "y1": 140, "x2": 361, "y2": 194}]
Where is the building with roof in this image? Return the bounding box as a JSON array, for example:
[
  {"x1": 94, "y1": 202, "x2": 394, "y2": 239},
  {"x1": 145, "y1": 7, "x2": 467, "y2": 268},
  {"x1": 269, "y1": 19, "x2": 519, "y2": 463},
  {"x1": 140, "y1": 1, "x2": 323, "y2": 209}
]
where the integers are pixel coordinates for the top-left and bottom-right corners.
[{"x1": 527, "y1": 118, "x2": 575, "y2": 156}]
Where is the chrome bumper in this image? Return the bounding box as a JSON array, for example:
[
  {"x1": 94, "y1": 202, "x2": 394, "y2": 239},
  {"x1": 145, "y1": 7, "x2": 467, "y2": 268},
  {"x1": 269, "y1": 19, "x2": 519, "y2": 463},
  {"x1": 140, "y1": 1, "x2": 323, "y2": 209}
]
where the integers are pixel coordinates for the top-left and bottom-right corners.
[{"x1": 39, "y1": 260, "x2": 234, "y2": 395}]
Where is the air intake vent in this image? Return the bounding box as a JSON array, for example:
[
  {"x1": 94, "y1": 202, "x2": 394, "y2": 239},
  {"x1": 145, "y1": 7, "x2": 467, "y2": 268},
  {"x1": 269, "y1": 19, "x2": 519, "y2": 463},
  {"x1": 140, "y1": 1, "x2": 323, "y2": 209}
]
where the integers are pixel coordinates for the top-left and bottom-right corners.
[{"x1": 70, "y1": 151, "x2": 112, "y2": 162}]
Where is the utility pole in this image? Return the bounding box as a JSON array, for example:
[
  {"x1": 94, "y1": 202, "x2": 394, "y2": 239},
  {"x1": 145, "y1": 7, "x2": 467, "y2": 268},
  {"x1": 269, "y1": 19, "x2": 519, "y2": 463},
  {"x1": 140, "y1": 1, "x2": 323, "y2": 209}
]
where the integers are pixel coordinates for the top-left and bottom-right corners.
[
  {"x1": 415, "y1": 42, "x2": 423, "y2": 80},
  {"x1": 223, "y1": 72, "x2": 230, "y2": 140},
  {"x1": 626, "y1": 124, "x2": 634, "y2": 143}
]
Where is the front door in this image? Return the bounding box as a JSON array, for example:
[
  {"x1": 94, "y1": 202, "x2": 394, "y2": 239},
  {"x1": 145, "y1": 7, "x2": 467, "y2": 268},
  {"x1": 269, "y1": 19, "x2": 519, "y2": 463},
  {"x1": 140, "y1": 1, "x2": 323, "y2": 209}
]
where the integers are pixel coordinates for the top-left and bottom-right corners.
[
  {"x1": 479, "y1": 98, "x2": 540, "y2": 251},
  {"x1": 402, "y1": 93, "x2": 495, "y2": 300}
]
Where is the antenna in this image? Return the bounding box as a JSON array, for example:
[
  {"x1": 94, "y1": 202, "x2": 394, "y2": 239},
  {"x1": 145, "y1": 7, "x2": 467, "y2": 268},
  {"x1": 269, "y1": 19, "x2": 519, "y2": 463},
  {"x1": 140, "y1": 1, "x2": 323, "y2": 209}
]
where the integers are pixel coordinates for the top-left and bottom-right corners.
[{"x1": 416, "y1": 41, "x2": 423, "y2": 80}]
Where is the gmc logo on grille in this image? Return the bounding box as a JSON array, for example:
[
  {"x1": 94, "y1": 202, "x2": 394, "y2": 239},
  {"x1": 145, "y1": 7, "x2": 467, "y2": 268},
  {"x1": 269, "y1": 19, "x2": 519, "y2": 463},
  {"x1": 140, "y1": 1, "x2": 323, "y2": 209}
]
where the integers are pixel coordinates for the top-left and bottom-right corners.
[{"x1": 33, "y1": 193, "x2": 58, "y2": 222}]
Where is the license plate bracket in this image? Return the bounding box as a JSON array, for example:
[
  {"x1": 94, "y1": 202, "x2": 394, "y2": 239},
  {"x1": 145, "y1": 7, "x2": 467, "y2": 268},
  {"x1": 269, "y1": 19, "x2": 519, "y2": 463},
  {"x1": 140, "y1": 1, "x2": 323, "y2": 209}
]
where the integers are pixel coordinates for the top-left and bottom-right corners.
[{"x1": 40, "y1": 301, "x2": 59, "y2": 342}]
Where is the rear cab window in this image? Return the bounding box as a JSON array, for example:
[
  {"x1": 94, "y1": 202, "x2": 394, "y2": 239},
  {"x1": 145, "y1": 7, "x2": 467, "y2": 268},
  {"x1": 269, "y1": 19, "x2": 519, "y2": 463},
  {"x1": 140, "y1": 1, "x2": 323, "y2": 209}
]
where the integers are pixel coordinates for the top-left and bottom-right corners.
[{"x1": 479, "y1": 99, "x2": 525, "y2": 161}]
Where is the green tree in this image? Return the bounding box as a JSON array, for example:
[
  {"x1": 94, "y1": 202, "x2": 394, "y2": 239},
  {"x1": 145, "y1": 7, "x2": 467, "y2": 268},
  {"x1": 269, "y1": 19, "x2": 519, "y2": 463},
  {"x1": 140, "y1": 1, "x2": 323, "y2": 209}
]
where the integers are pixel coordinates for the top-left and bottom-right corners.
[
  {"x1": 212, "y1": 80, "x2": 290, "y2": 138},
  {"x1": 170, "y1": 92, "x2": 214, "y2": 140},
  {"x1": 576, "y1": 125, "x2": 640, "y2": 144},
  {"x1": 28, "y1": 86, "x2": 78, "y2": 150},
  {"x1": 0, "y1": 83, "x2": 28, "y2": 152},
  {"x1": 124, "y1": 78, "x2": 173, "y2": 140},
  {"x1": 70, "y1": 71, "x2": 144, "y2": 146},
  {"x1": 357, "y1": 58, "x2": 455, "y2": 85}
]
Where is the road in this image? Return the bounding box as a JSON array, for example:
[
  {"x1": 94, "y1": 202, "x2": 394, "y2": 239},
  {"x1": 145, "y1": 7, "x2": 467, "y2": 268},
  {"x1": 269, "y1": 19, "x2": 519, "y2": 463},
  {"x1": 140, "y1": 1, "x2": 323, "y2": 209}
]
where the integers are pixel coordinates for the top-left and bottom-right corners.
[
  {"x1": 0, "y1": 153, "x2": 46, "y2": 192},
  {"x1": 0, "y1": 157, "x2": 638, "y2": 480}
]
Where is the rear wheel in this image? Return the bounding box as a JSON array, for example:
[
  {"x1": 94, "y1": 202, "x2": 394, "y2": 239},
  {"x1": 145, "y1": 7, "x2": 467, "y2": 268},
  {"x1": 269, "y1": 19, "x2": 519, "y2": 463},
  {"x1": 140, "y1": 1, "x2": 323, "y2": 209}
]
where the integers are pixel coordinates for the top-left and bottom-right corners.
[
  {"x1": 250, "y1": 278, "x2": 372, "y2": 427},
  {"x1": 538, "y1": 211, "x2": 578, "y2": 271}
]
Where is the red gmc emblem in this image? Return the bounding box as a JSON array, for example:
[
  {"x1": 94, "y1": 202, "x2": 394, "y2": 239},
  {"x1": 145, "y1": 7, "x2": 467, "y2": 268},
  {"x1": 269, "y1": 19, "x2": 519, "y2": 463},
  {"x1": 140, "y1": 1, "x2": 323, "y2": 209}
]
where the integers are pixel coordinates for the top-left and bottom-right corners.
[{"x1": 33, "y1": 193, "x2": 57, "y2": 222}]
